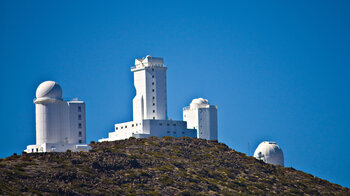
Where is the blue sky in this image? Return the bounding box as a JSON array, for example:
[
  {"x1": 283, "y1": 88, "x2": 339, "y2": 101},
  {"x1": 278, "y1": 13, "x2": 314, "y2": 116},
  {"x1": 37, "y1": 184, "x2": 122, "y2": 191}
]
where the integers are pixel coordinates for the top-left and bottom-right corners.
[{"x1": 0, "y1": 0, "x2": 349, "y2": 187}]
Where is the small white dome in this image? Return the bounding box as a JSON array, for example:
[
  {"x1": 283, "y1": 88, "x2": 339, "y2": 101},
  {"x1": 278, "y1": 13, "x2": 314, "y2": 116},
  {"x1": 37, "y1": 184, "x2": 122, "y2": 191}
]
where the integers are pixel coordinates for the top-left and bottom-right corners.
[
  {"x1": 36, "y1": 81, "x2": 62, "y2": 99},
  {"x1": 253, "y1": 141, "x2": 284, "y2": 166},
  {"x1": 190, "y1": 98, "x2": 210, "y2": 109}
]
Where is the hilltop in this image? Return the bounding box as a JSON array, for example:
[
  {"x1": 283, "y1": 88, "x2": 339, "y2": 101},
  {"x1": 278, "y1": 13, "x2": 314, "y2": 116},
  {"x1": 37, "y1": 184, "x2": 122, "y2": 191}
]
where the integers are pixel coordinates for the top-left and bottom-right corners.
[{"x1": 0, "y1": 137, "x2": 349, "y2": 195}]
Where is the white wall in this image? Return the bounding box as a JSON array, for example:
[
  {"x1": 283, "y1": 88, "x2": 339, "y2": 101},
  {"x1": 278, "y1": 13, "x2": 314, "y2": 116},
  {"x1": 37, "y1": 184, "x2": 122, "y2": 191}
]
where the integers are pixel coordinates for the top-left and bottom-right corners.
[{"x1": 183, "y1": 104, "x2": 218, "y2": 140}]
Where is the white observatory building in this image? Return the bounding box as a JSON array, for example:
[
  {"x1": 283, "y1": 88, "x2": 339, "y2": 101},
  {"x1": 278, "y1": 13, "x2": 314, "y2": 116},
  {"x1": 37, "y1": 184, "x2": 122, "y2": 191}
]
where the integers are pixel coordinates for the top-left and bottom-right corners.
[
  {"x1": 253, "y1": 141, "x2": 284, "y2": 166},
  {"x1": 183, "y1": 98, "x2": 218, "y2": 140},
  {"x1": 25, "y1": 81, "x2": 90, "y2": 153},
  {"x1": 99, "y1": 55, "x2": 218, "y2": 142}
]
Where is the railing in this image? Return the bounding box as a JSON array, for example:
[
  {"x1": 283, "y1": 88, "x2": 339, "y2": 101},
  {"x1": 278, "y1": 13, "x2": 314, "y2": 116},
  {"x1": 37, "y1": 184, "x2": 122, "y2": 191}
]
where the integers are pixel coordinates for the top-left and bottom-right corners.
[{"x1": 131, "y1": 64, "x2": 167, "y2": 70}]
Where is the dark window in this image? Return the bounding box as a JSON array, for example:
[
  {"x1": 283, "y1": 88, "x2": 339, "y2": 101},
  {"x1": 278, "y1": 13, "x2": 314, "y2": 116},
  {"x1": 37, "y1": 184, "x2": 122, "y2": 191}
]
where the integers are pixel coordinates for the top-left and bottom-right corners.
[
  {"x1": 125, "y1": 125, "x2": 127, "y2": 128},
  {"x1": 153, "y1": 96, "x2": 155, "y2": 99},
  {"x1": 121, "y1": 127, "x2": 123, "y2": 129},
  {"x1": 173, "y1": 124, "x2": 176, "y2": 126},
  {"x1": 78, "y1": 106, "x2": 81, "y2": 112},
  {"x1": 79, "y1": 131, "x2": 82, "y2": 137},
  {"x1": 153, "y1": 110, "x2": 155, "y2": 113},
  {"x1": 152, "y1": 68, "x2": 154, "y2": 71},
  {"x1": 152, "y1": 82, "x2": 154, "y2": 85},
  {"x1": 79, "y1": 140, "x2": 82, "y2": 144},
  {"x1": 116, "y1": 127, "x2": 118, "y2": 130},
  {"x1": 136, "y1": 124, "x2": 138, "y2": 126},
  {"x1": 153, "y1": 103, "x2": 155, "y2": 106},
  {"x1": 152, "y1": 89, "x2": 155, "y2": 92},
  {"x1": 173, "y1": 131, "x2": 176, "y2": 134},
  {"x1": 167, "y1": 123, "x2": 170, "y2": 126},
  {"x1": 182, "y1": 132, "x2": 185, "y2": 134},
  {"x1": 32, "y1": 149, "x2": 34, "y2": 153},
  {"x1": 153, "y1": 117, "x2": 155, "y2": 119},
  {"x1": 152, "y1": 75, "x2": 154, "y2": 78},
  {"x1": 132, "y1": 124, "x2": 134, "y2": 127},
  {"x1": 78, "y1": 114, "x2": 82, "y2": 120},
  {"x1": 167, "y1": 130, "x2": 170, "y2": 133},
  {"x1": 159, "y1": 123, "x2": 162, "y2": 126},
  {"x1": 78, "y1": 123, "x2": 82, "y2": 128},
  {"x1": 36, "y1": 148, "x2": 38, "y2": 152}
]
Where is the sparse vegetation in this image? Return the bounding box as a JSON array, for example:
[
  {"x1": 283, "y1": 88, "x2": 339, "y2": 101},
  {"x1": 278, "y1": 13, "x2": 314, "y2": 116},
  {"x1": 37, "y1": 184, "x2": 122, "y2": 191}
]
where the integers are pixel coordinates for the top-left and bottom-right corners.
[{"x1": 0, "y1": 137, "x2": 348, "y2": 195}]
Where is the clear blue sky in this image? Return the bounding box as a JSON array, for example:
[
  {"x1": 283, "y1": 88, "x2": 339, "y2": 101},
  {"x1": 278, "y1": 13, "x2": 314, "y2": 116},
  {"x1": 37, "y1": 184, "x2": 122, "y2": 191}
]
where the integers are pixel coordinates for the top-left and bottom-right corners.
[{"x1": 0, "y1": 0, "x2": 349, "y2": 187}]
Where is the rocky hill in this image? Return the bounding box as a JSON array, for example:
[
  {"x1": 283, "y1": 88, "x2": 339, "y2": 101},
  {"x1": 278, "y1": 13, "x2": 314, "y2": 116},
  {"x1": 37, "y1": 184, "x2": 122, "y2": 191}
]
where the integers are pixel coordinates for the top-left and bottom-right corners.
[{"x1": 0, "y1": 137, "x2": 349, "y2": 195}]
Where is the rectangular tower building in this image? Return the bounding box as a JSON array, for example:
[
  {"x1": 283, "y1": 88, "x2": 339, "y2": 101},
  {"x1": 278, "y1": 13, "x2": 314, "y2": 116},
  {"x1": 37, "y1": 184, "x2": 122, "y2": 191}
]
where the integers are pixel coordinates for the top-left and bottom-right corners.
[{"x1": 132, "y1": 55, "x2": 167, "y2": 120}]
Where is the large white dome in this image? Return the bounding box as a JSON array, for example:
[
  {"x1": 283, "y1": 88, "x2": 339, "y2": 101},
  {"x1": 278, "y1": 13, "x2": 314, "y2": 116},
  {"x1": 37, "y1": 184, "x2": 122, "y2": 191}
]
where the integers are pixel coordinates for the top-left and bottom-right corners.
[
  {"x1": 36, "y1": 81, "x2": 62, "y2": 99},
  {"x1": 253, "y1": 141, "x2": 284, "y2": 166},
  {"x1": 190, "y1": 98, "x2": 209, "y2": 109}
]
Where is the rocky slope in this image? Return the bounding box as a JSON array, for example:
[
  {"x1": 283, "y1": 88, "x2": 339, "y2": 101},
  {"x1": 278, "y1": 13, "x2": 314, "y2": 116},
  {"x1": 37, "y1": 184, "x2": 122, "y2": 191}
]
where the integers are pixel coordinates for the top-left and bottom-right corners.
[{"x1": 0, "y1": 136, "x2": 349, "y2": 195}]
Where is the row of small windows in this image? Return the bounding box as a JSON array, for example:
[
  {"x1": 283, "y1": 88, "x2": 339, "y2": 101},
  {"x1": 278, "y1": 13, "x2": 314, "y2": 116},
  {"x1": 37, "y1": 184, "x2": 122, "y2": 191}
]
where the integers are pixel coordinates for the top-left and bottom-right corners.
[
  {"x1": 166, "y1": 130, "x2": 186, "y2": 134},
  {"x1": 116, "y1": 123, "x2": 141, "y2": 130},
  {"x1": 159, "y1": 123, "x2": 177, "y2": 126}
]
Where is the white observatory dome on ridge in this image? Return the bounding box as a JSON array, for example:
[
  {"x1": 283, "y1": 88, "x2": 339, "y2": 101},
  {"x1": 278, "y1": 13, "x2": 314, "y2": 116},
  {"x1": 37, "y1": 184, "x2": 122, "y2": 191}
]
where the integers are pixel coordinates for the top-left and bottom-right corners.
[
  {"x1": 36, "y1": 81, "x2": 62, "y2": 99},
  {"x1": 253, "y1": 141, "x2": 284, "y2": 166},
  {"x1": 190, "y1": 98, "x2": 209, "y2": 109}
]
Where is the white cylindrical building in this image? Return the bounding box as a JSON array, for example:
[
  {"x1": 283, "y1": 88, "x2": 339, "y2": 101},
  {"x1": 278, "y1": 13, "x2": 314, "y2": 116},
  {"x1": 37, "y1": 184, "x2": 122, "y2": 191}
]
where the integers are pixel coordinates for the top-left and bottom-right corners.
[
  {"x1": 34, "y1": 81, "x2": 63, "y2": 145},
  {"x1": 26, "y1": 81, "x2": 89, "y2": 153},
  {"x1": 253, "y1": 141, "x2": 284, "y2": 166}
]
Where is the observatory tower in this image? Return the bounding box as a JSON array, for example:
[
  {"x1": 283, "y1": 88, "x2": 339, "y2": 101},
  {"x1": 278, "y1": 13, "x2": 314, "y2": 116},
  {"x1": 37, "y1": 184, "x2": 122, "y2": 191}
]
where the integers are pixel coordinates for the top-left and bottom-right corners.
[
  {"x1": 183, "y1": 98, "x2": 218, "y2": 140},
  {"x1": 25, "y1": 81, "x2": 90, "y2": 153}
]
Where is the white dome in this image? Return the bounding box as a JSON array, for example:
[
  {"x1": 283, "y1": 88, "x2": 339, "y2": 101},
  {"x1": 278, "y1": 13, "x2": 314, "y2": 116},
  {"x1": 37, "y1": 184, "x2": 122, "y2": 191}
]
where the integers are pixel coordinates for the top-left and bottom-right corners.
[
  {"x1": 190, "y1": 98, "x2": 209, "y2": 109},
  {"x1": 36, "y1": 81, "x2": 62, "y2": 99},
  {"x1": 253, "y1": 141, "x2": 284, "y2": 166}
]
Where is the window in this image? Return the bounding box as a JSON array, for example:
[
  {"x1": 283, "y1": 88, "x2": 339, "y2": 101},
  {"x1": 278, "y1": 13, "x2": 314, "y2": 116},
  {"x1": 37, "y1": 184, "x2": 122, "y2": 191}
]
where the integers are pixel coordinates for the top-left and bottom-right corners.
[
  {"x1": 136, "y1": 124, "x2": 138, "y2": 126},
  {"x1": 167, "y1": 123, "x2": 169, "y2": 126},
  {"x1": 153, "y1": 103, "x2": 155, "y2": 106},
  {"x1": 153, "y1": 110, "x2": 155, "y2": 113},
  {"x1": 36, "y1": 148, "x2": 38, "y2": 152},
  {"x1": 173, "y1": 124, "x2": 176, "y2": 126},
  {"x1": 121, "y1": 126, "x2": 123, "y2": 129},
  {"x1": 182, "y1": 131, "x2": 185, "y2": 134},
  {"x1": 152, "y1": 82, "x2": 154, "y2": 85},
  {"x1": 78, "y1": 123, "x2": 82, "y2": 128},
  {"x1": 153, "y1": 117, "x2": 155, "y2": 119},
  {"x1": 125, "y1": 125, "x2": 127, "y2": 128},
  {"x1": 173, "y1": 131, "x2": 176, "y2": 134},
  {"x1": 132, "y1": 124, "x2": 134, "y2": 127},
  {"x1": 79, "y1": 131, "x2": 82, "y2": 137},
  {"x1": 78, "y1": 114, "x2": 82, "y2": 120},
  {"x1": 152, "y1": 68, "x2": 154, "y2": 71},
  {"x1": 152, "y1": 75, "x2": 154, "y2": 78},
  {"x1": 167, "y1": 130, "x2": 170, "y2": 133},
  {"x1": 152, "y1": 89, "x2": 155, "y2": 92},
  {"x1": 116, "y1": 127, "x2": 118, "y2": 130},
  {"x1": 78, "y1": 106, "x2": 81, "y2": 112},
  {"x1": 79, "y1": 140, "x2": 82, "y2": 144},
  {"x1": 159, "y1": 123, "x2": 162, "y2": 125},
  {"x1": 153, "y1": 96, "x2": 155, "y2": 99}
]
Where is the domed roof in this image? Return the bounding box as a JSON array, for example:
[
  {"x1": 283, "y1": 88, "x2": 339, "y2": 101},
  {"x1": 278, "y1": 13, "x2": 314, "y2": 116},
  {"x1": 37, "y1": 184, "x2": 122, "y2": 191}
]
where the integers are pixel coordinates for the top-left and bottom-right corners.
[
  {"x1": 36, "y1": 81, "x2": 62, "y2": 99},
  {"x1": 253, "y1": 141, "x2": 284, "y2": 166},
  {"x1": 190, "y1": 98, "x2": 210, "y2": 109}
]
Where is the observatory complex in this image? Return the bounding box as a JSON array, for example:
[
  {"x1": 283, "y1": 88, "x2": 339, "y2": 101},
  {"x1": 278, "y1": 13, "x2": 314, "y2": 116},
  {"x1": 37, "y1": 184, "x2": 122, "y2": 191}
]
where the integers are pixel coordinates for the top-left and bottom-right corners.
[
  {"x1": 99, "y1": 55, "x2": 218, "y2": 142},
  {"x1": 23, "y1": 55, "x2": 284, "y2": 167},
  {"x1": 25, "y1": 81, "x2": 90, "y2": 153}
]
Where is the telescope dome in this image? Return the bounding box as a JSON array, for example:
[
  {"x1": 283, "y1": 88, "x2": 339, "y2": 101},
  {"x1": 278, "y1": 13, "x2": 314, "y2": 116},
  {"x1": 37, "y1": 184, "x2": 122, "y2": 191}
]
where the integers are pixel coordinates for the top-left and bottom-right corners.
[
  {"x1": 36, "y1": 81, "x2": 62, "y2": 99},
  {"x1": 190, "y1": 98, "x2": 209, "y2": 109},
  {"x1": 253, "y1": 141, "x2": 284, "y2": 166}
]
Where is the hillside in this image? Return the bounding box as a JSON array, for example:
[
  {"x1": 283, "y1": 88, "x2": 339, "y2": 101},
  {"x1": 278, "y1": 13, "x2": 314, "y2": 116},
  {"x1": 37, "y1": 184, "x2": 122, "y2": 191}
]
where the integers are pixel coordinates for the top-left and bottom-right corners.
[{"x1": 0, "y1": 137, "x2": 349, "y2": 195}]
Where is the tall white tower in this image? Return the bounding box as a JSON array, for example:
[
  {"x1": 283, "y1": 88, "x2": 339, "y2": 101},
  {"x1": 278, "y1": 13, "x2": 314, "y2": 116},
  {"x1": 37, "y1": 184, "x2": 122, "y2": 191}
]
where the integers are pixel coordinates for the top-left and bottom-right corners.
[
  {"x1": 183, "y1": 98, "x2": 218, "y2": 140},
  {"x1": 26, "y1": 81, "x2": 89, "y2": 153},
  {"x1": 253, "y1": 141, "x2": 284, "y2": 166},
  {"x1": 132, "y1": 55, "x2": 167, "y2": 121}
]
